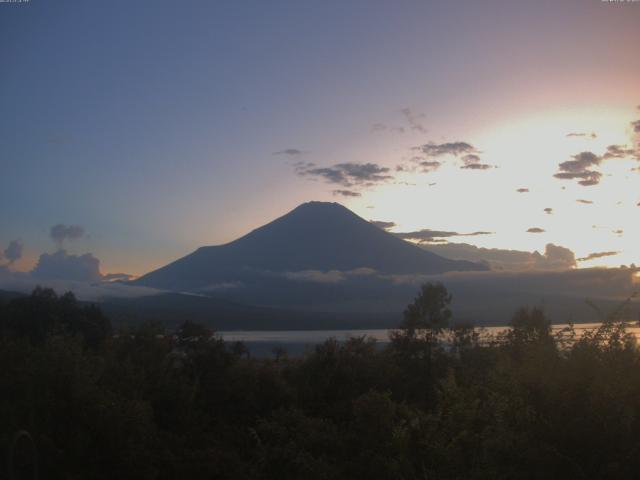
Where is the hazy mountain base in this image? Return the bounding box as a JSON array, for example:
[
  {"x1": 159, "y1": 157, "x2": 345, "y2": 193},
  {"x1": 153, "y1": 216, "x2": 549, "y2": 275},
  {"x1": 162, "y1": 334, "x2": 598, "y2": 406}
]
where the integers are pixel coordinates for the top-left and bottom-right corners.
[{"x1": 3, "y1": 287, "x2": 640, "y2": 479}]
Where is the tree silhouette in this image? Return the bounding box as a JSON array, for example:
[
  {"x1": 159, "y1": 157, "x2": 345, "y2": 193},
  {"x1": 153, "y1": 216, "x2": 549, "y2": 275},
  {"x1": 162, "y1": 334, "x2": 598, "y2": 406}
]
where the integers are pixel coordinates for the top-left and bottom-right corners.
[{"x1": 400, "y1": 282, "x2": 452, "y2": 337}]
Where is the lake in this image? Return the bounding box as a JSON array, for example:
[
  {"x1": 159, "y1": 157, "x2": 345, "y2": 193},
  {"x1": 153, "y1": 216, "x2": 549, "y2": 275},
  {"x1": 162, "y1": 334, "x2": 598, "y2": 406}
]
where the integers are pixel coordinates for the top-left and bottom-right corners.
[{"x1": 219, "y1": 322, "x2": 640, "y2": 357}]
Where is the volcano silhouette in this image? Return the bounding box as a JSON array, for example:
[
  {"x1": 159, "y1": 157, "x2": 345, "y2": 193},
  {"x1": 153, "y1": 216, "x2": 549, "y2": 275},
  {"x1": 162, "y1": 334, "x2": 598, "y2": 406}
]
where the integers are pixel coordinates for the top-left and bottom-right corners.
[{"x1": 134, "y1": 201, "x2": 487, "y2": 292}]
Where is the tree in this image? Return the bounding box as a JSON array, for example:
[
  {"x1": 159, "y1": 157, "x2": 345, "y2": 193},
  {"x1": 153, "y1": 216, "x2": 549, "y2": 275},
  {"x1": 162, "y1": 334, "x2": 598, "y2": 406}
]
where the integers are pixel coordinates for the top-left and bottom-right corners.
[
  {"x1": 508, "y1": 306, "x2": 552, "y2": 346},
  {"x1": 400, "y1": 282, "x2": 452, "y2": 339},
  {"x1": 390, "y1": 283, "x2": 453, "y2": 403}
]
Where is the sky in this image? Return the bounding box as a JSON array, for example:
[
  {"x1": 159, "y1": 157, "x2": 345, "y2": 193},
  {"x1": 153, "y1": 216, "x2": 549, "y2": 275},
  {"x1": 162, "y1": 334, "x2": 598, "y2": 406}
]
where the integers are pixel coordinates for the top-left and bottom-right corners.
[{"x1": 1, "y1": 0, "x2": 639, "y2": 277}]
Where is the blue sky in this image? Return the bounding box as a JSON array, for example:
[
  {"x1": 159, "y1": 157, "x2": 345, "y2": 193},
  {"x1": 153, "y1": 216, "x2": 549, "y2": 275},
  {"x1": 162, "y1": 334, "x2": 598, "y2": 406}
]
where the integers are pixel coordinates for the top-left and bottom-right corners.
[{"x1": 1, "y1": 0, "x2": 639, "y2": 275}]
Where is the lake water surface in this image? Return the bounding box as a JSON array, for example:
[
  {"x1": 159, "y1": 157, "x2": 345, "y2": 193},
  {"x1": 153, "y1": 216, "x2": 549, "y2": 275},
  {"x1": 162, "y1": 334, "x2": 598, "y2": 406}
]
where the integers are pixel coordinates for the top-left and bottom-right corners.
[{"x1": 219, "y1": 322, "x2": 640, "y2": 357}]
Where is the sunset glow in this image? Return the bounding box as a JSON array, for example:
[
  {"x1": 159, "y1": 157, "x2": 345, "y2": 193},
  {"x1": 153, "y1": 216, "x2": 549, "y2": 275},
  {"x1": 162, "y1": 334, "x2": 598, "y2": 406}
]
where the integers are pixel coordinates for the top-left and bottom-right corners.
[{"x1": 1, "y1": 0, "x2": 639, "y2": 278}]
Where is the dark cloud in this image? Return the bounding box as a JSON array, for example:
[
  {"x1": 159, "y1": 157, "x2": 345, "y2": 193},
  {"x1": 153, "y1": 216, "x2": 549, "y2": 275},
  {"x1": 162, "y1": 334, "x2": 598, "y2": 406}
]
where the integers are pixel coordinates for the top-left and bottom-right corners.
[
  {"x1": 566, "y1": 132, "x2": 597, "y2": 139},
  {"x1": 559, "y1": 151, "x2": 601, "y2": 172},
  {"x1": 295, "y1": 162, "x2": 393, "y2": 187},
  {"x1": 577, "y1": 251, "x2": 619, "y2": 262},
  {"x1": 554, "y1": 151, "x2": 603, "y2": 186},
  {"x1": 400, "y1": 108, "x2": 427, "y2": 133},
  {"x1": 527, "y1": 227, "x2": 545, "y2": 233},
  {"x1": 395, "y1": 229, "x2": 493, "y2": 243},
  {"x1": 421, "y1": 242, "x2": 576, "y2": 271},
  {"x1": 462, "y1": 154, "x2": 481, "y2": 164},
  {"x1": 613, "y1": 229, "x2": 624, "y2": 235},
  {"x1": 50, "y1": 224, "x2": 85, "y2": 246},
  {"x1": 370, "y1": 220, "x2": 396, "y2": 231},
  {"x1": 576, "y1": 199, "x2": 593, "y2": 204},
  {"x1": 516, "y1": 188, "x2": 529, "y2": 193},
  {"x1": 3, "y1": 240, "x2": 23, "y2": 265},
  {"x1": 460, "y1": 153, "x2": 494, "y2": 170},
  {"x1": 396, "y1": 157, "x2": 441, "y2": 174},
  {"x1": 32, "y1": 249, "x2": 102, "y2": 283},
  {"x1": 419, "y1": 141, "x2": 477, "y2": 157},
  {"x1": 554, "y1": 171, "x2": 602, "y2": 186},
  {"x1": 460, "y1": 163, "x2": 493, "y2": 170},
  {"x1": 409, "y1": 141, "x2": 494, "y2": 171},
  {"x1": 632, "y1": 120, "x2": 640, "y2": 133},
  {"x1": 419, "y1": 160, "x2": 442, "y2": 172},
  {"x1": 603, "y1": 144, "x2": 636, "y2": 159},
  {"x1": 537, "y1": 244, "x2": 576, "y2": 270},
  {"x1": 332, "y1": 189, "x2": 361, "y2": 198},
  {"x1": 273, "y1": 148, "x2": 306, "y2": 156},
  {"x1": 544, "y1": 208, "x2": 553, "y2": 215}
]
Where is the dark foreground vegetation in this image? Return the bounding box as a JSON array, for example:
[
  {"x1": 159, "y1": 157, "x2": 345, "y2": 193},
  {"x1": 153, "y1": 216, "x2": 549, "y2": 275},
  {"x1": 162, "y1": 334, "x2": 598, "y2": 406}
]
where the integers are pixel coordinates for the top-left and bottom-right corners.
[{"x1": 2, "y1": 285, "x2": 640, "y2": 479}]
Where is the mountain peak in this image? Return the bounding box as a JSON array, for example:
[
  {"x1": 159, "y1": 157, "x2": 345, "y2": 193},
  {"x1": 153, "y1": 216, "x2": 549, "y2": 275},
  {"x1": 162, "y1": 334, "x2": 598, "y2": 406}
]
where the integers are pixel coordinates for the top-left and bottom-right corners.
[
  {"x1": 289, "y1": 201, "x2": 352, "y2": 215},
  {"x1": 134, "y1": 202, "x2": 487, "y2": 291}
]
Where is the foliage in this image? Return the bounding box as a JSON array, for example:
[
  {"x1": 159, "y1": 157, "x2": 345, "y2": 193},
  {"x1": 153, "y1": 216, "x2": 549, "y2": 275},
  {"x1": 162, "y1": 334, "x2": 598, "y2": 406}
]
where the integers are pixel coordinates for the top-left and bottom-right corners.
[{"x1": 2, "y1": 285, "x2": 640, "y2": 479}]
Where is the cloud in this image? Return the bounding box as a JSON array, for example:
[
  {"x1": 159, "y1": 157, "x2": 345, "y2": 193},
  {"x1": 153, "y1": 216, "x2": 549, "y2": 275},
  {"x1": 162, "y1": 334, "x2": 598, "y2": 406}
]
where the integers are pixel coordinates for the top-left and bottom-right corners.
[
  {"x1": 559, "y1": 151, "x2": 601, "y2": 172},
  {"x1": 460, "y1": 153, "x2": 494, "y2": 170},
  {"x1": 526, "y1": 227, "x2": 545, "y2": 233},
  {"x1": 381, "y1": 267, "x2": 636, "y2": 304},
  {"x1": 632, "y1": 120, "x2": 640, "y2": 133},
  {"x1": 538, "y1": 244, "x2": 576, "y2": 270},
  {"x1": 400, "y1": 108, "x2": 427, "y2": 133},
  {"x1": 419, "y1": 160, "x2": 442, "y2": 172},
  {"x1": 370, "y1": 123, "x2": 387, "y2": 132},
  {"x1": 516, "y1": 188, "x2": 529, "y2": 193},
  {"x1": 102, "y1": 273, "x2": 136, "y2": 282},
  {"x1": 408, "y1": 141, "x2": 494, "y2": 171},
  {"x1": 460, "y1": 163, "x2": 493, "y2": 170},
  {"x1": 3, "y1": 240, "x2": 23, "y2": 265},
  {"x1": 603, "y1": 144, "x2": 636, "y2": 159},
  {"x1": 283, "y1": 270, "x2": 346, "y2": 284},
  {"x1": 544, "y1": 208, "x2": 553, "y2": 215},
  {"x1": 554, "y1": 151, "x2": 603, "y2": 186},
  {"x1": 553, "y1": 143, "x2": 638, "y2": 186},
  {"x1": 370, "y1": 220, "x2": 396, "y2": 231},
  {"x1": 332, "y1": 189, "x2": 361, "y2": 197},
  {"x1": 421, "y1": 242, "x2": 576, "y2": 271},
  {"x1": 576, "y1": 199, "x2": 593, "y2": 204},
  {"x1": 283, "y1": 267, "x2": 376, "y2": 284},
  {"x1": 566, "y1": 132, "x2": 597, "y2": 138},
  {"x1": 462, "y1": 154, "x2": 481, "y2": 164},
  {"x1": 554, "y1": 171, "x2": 602, "y2": 186},
  {"x1": 32, "y1": 250, "x2": 102, "y2": 283},
  {"x1": 294, "y1": 162, "x2": 393, "y2": 187},
  {"x1": 577, "y1": 251, "x2": 619, "y2": 262},
  {"x1": 395, "y1": 229, "x2": 494, "y2": 243},
  {"x1": 613, "y1": 229, "x2": 624, "y2": 236},
  {"x1": 419, "y1": 141, "x2": 477, "y2": 157},
  {"x1": 50, "y1": 224, "x2": 85, "y2": 246},
  {"x1": 273, "y1": 148, "x2": 306, "y2": 156},
  {"x1": 0, "y1": 268, "x2": 162, "y2": 302},
  {"x1": 461, "y1": 163, "x2": 493, "y2": 170},
  {"x1": 395, "y1": 157, "x2": 442, "y2": 174}
]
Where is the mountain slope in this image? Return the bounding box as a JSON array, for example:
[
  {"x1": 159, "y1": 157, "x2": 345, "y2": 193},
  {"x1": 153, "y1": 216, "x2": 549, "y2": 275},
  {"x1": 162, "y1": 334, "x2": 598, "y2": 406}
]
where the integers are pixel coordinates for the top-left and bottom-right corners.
[{"x1": 134, "y1": 201, "x2": 487, "y2": 292}]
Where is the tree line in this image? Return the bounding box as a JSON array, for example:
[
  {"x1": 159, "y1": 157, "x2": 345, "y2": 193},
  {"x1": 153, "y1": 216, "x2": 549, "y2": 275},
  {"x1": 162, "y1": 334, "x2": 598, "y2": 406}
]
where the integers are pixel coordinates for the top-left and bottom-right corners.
[{"x1": 1, "y1": 284, "x2": 640, "y2": 479}]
